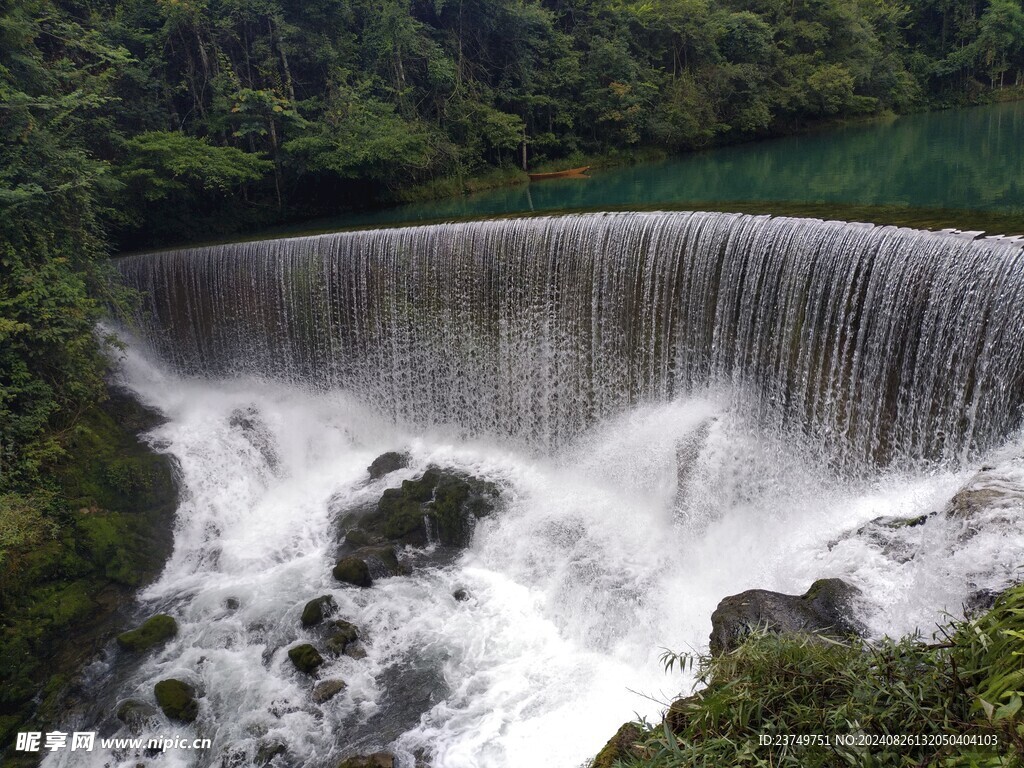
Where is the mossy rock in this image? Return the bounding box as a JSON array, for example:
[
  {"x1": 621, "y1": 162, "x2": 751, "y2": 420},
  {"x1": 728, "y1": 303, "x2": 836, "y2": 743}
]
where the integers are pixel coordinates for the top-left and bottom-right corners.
[
  {"x1": 356, "y1": 467, "x2": 500, "y2": 548},
  {"x1": 312, "y1": 678, "x2": 347, "y2": 703},
  {"x1": 255, "y1": 740, "x2": 287, "y2": 765},
  {"x1": 0, "y1": 389, "x2": 179, "y2": 753},
  {"x1": 117, "y1": 614, "x2": 178, "y2": 652},
  {"x1": 333, "y1": 557, "x2": 372, "y2": 588},
  {"x1": 301, "y1": 596, "x2": 337, "y2": 627},
  {"x1": 367, "y1": 452, "x2": 410, "y2": 480},
  {"x1": 325, "y1": 619, "x2": 360, "y2": 655},
  {"x1": 288, "y1": 643, "x2": 324, "y2": 674},
  {"x1": 359, "y1": 546, "x2": 402, "y2": 577},
  {"x1": 592, "y1": 722, "x2": 643, "y2": 768},
  {"x1": 116, "y1": 699, "x2": 159, "y2": 735},
  {"x1": 374, "y1": 488, "x2": 428, "y2": 543},
  {"x1": 709, "y1": 578, "x2": 863, "y2": 655},
  {"x1": 154, "y1": 679, "x2": 198, "y2": 723},
  {"x1": 337, "y1": 753, "x2": 394, "y2": 768}
]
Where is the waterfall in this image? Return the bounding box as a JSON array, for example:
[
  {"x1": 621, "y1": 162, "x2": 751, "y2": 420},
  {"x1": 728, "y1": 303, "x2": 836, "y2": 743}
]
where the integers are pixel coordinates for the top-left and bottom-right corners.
[{"x1": 118, "y1": 211, "x2": 1024, "y2": 466}]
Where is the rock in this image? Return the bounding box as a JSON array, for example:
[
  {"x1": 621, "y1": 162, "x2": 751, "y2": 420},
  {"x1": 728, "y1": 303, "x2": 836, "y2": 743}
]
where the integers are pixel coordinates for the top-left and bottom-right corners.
[
  {"x1": 827, "y1": 514, "x2": 932, "y2": 563},
  {"x1": 301, "y1": 595, "x2": 338, "y2": 627},
  {"x1": 117, "y1": 614, "x2": 178, "y2": 653},
  {"x1": 946, "y1": 483, "x2": 1011, "y2": 520},
  {"x1": 225, "y1": 597, "x2": 240, "y2": 610},
  {"x1": 452, "y1": 588, "x2": 470, "y2": 602},
  {"x1": 964, "y1": 588, "x2": 1001, "y2": 617},
  {"x1": 368, "y1": 452, "x2": 411, "y2": 480},
  {"x1": 664, "y1": 694, "x2": 700, "y2": 734},
  {"x1": 116, "y1": 699, "x2": 159, "y2": 735},
  {"x1": 356, "y1": 467, "x2": 501, "y2": 548},
  {"x1": 343, "y1": 528, "x2": 377, "y2": 548},
  {"x1": 359, "y1": 546, "x2": 403, "y2": 577},
  {"x1": 337, "y1": 753, "x2": 394, "y2": 768},
  {"x1": 325, "y1": 620, "x2": 360, "y2": 655},
  {"x1": 312, "y1": 678, "x2": 347, "y2": 703},
  {"x1": 344, "y1": 645, "x2": 368, "y2": 660},
  {"x1": 288, "y1": 643, "x2": 325, "y2": 674},
  {"x1": 229, "y1": 406, "x2": 280, "y2": 472},
  {"x1": 709, "y1": 578, "x2": 863, "y2": 655},
  {"x1": 591, "y1": 722, "x2": 643, "y2": 768},
  {"x1": 153, "y1": 679, "x2": 198, "y2": 723},
  {"x1": 255, "y1": 740, "x2": 287, "y2": 765},
  {"x1": 333, "y1": 556, "x2": 372, "y2": 587}
]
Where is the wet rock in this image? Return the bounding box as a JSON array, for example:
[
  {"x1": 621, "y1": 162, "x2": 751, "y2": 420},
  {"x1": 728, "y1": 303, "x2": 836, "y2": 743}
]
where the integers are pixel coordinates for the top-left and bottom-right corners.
[
  {"x1": 344, "y1": 528, "x2": 378, "y2": 548},
  {"x1": 154, "y1": 679, "x2": 198, "y2": 723},
  {"x1": 333, "y1": 556, "x2": 372, "y2": 587},
  {"x1": 301, "y1": 595, "x2": 338, "y2": 627},
  {"x1": 452, "y1": 588, "x2": 470, "y2": 602},
  {"x1": 359, "y1": 546, "x2": 403, "y2": 577},
  {"x1": 325, "y1": 619, "x2": 360, "y2": 655},
  {"x1": 664, "y1": 694, "x2": 700, "y2": 734},
  {"x1": 964, "y1": 588, "x2": 1001, "y2": 617},
  {"x1": 827, "y1": 514, "x2": 932, "y2": 563},
  {"x1": 225, "y1": 597, "x2": 240, "y2": 610},
  {"x1": 116, "y1": 699, "x2": 160, "y2": 735},
  {"x1": 344, "y1": 644, "x2": 368, "y2": 660},
  {"x1": 356, "y1": 467, "x2": 501, "y2": 548},
  {"x1": 229, "y1": 406, "x2": 280, "y2": 472},
  {"x1": 368, "y1": 452, "x2": 411, "y2": 480},
  {"x1": 337, "y1": 753, "x2": 394, "y2": 768},
  {"x1": 592, "y1": 722, "x2": 643, "y2": 768},
  {"x1": 312, "y1": 678, "x2": 347, "y2": 703},
  {"x1": 288, "y1": 643, "x2": 325, "y2": 674},
  {"x1": 255, "y1": 740, "x2": 287, "y2": 765},
  {"x1": 709, "y1": 578, "x2": 863, "y2": 655},
  {"x1": 117, "y1": 614, "x2": 178, "y2": 653}
]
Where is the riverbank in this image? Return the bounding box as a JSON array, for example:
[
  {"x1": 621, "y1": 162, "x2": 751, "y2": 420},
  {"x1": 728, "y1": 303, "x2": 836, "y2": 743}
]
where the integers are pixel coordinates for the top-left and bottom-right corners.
[
  {"x1": 0, "y1": 387, "x2": 178, "y2": 763},
  {"x1": 592, "y1": 585, "x2": 1024, "y2": 767}
]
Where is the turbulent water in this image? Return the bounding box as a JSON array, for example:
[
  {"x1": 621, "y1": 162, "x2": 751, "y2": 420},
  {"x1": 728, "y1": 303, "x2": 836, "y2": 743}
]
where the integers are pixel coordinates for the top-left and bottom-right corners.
[
  {"x1": 119, "y1": 211, "x2": 1024, "y2": 467},
  {"x1": 45, "y1": 212, "x2": 1024, "y2": 768}
]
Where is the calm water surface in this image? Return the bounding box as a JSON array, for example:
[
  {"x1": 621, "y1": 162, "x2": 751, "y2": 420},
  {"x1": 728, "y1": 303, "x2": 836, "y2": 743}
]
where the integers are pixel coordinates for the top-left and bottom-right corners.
[{"x1": 218, "y1": 100, "x2": 1024, "y2": 241}]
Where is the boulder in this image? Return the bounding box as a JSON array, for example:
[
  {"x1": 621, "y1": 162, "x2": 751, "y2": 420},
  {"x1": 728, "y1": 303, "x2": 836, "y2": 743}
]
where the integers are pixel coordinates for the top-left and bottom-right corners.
[
  {"x1": 709, "y1": 578, "x2": 863, "y2": 655},
  {"x1": 301, "y1": 595, "x2": 338, "y2": 627},
  {"x1": 452, "y1": 588, "x2": 470, "y2": 602},
  {"x1": 312, "y1": 678, "x2": 347, "y2": 704},
  {"x1": 288, "y1": 643, "x2": 325, "y2": 674},
  {"x1": 368, "y1": 452, "x2": 411, "y2": 480},
  {"x1": 356, "y1": 467, "x2": 500, "y2": 548},
  {"x1": 116, "y1": 614, "x2": 178, "y2": 653},
  {"x1": 325, "y1": 619, "x2": 360, "y2": 656},
  {"x1": 333, "y1": 557, "x2": 372, "y2": 588},
  {"x1": 255, "y1": 740, "x2": 287, "y2": 765},
  {"x1": 337, "y1": 753, "x2": 394, "y2": 768},
  {"x1": 116, "y1": 699, "x2": 160, "y2": 735},
  {"x1": 225, "y1": 597, "x2": 240, "y2": 610},
  {"x1": 591, "y1": 722, "x2": 643, "y2": 768},
  {"x1": 153, "y1": 679, "x2": 198, "y2": 723}
]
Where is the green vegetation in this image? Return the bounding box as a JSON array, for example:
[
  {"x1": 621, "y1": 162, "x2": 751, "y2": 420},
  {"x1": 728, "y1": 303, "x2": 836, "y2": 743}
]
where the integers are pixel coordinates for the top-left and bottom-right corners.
[
  {"x1": 604, "y1": 585, "x2": 1024, "y2": 767},
  {"x1": 0, "y1": 395, "x2": 176, "y2": 752},
  {"x1": 153, "y1": 678, "x2": 199, "y2": 723},
  {"x1": 116, "y1": 613, "x2": 179, "y2": 652}
]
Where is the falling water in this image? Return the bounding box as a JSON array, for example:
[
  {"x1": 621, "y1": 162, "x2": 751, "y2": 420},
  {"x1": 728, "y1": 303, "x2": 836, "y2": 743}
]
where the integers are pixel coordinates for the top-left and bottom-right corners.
[
  {"x1": 46, "y1": 211, "x2": 1024, "y2": 768},
  {"x1": 119, "y1": 211, "x2": 1024, "y2": 467}
]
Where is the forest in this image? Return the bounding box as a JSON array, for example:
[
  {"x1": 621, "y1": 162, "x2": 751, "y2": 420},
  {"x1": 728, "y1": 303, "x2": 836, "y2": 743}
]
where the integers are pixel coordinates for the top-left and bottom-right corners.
[{"x1": 3, "y1": 0, "x2": 1024, "y2": 582}]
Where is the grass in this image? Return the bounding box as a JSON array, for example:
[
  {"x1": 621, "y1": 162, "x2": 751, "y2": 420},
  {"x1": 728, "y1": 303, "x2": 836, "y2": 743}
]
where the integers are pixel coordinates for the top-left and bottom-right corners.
[{"x1": 606, "y1": 585, "x2": 1024, "y2": 768}]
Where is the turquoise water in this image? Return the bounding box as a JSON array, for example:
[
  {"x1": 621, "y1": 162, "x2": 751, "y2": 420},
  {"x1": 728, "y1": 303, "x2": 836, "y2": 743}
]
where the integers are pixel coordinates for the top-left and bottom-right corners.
[{"x1": 277, "y1": 100, "x2": 1023, "y2": 234}]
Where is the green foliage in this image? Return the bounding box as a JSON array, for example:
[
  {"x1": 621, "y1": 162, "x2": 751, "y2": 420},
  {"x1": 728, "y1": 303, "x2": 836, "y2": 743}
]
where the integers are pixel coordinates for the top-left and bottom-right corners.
[
  {"x1": 118, "y1": 131, "x2": 271, "y2": 201},
  {"x1": 622, "y1": 585, "x2": 1024, "y2": 767}
]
